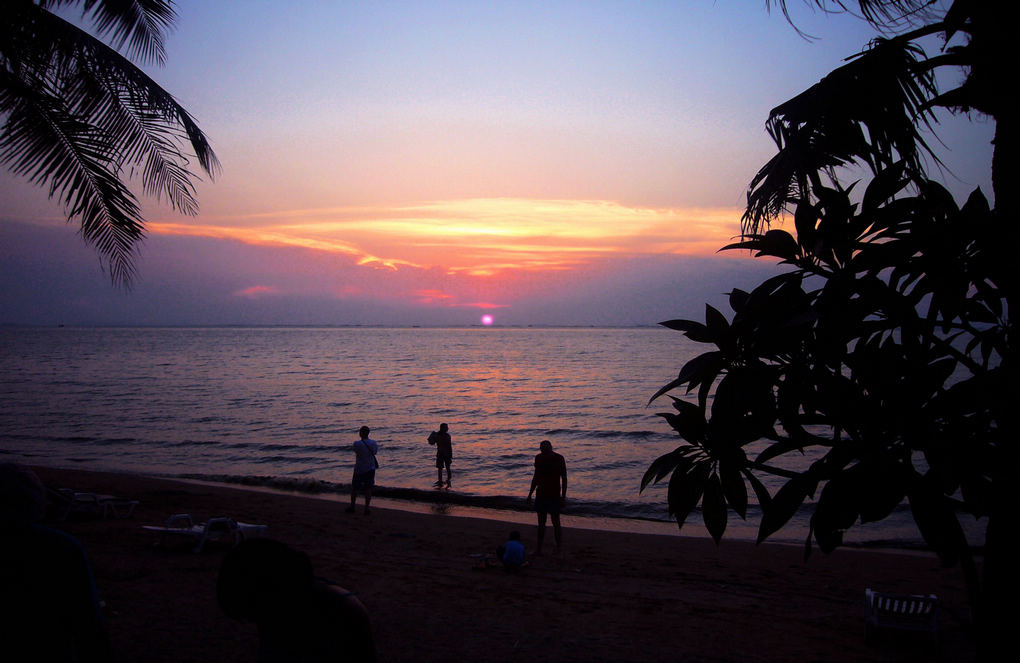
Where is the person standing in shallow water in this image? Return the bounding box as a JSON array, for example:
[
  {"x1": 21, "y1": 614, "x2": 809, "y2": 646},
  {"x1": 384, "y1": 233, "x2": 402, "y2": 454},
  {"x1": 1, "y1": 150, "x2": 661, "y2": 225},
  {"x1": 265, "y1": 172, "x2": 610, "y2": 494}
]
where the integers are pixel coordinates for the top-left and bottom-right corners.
[
  {"x1": 347, "y1": 426, "x2": 378, "y2": 515},
  {"x1": 427, "y1": 423, "x2": 452, "y2": 488},
  {"x1": 527, "y1": 439, "x2": 567, "y2": 555}
]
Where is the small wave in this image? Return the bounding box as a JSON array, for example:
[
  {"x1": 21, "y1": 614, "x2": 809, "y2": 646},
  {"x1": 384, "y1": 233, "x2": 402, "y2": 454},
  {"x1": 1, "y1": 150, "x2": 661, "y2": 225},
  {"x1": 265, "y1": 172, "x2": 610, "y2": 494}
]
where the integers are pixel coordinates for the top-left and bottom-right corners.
[
  {"x1": 93, "y1": 437, "x2": 137, "y2": 446},
  {"x1": 301, "y1": 444, "x2": 341, "y2": 454},
  {"x1": 247, "y1": 455, "x2": 327, "y2": 465},
  {"x1": 172, "y1": 471, "x2": 671, "y2": 522},
  {"x1": 220, "y1": 441, "x2": 257, "y2": 450},
  {"x1": 181, "y1": 473, "x2": 341, "y2": 494},
  {"x1": 189, "y1": 416, "x2": 222, "y2": 424},
  {"x1": 259, "y1": 443, "x2": 300, "y2": 452},
  {"x1": 166, "y1": 439, "x2": 222, "y2": 448},
  {"x1": 288, "y1": 425, "x2": 338, "y2": 434},
  {"x1": 60, "y1": 436, "x2": 97, "y2": 443}
]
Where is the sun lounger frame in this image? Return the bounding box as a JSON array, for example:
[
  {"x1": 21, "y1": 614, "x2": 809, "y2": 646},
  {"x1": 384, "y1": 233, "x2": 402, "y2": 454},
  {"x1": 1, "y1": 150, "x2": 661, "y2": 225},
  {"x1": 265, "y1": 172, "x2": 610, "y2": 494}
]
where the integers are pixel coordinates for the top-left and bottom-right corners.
[
  {"x1": 143, "y1": 513, "x2": 267, "y2": 553},
  {"x1": 865, "y1": 588, "x2": 940, "y2": 647},
  {"x1": 50, "y1": 488, "x2": 139, "y2": 520}
]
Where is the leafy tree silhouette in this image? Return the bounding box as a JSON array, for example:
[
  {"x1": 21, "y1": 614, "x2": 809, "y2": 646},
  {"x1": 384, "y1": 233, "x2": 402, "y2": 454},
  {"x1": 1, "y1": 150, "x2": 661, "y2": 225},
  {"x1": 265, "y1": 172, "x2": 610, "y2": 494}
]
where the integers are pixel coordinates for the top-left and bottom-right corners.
[
  {"x1": 645, "y1": 2, "x2": 1013, "y2": 657},
  {"x1": 1, "y1": 0, "x2": 219, "y2": 286}
]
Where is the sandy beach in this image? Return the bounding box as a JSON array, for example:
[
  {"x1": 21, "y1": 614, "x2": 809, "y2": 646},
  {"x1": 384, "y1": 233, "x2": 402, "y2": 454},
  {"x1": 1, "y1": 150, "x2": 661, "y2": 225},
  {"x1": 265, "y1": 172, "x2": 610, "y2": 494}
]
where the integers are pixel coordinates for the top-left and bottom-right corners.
[{"x1": 29, "y1": 466, "x2": 975, "y2": 662}]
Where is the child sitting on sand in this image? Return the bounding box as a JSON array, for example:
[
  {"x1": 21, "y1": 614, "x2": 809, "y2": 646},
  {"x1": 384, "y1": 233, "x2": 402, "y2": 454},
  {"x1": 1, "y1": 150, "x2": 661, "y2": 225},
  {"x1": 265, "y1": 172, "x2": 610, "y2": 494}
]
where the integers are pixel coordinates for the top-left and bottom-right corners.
[{"x1": 497, "y1": 530, "x2": 526, "y2": 572}]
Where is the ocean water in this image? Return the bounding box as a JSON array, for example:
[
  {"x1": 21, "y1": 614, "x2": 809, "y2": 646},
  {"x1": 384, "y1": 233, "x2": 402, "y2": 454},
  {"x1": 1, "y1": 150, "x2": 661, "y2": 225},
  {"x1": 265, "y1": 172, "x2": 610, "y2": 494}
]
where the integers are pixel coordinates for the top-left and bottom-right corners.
[{"x1": 0, "y1": 326, "x2": 968, "y2": 548}]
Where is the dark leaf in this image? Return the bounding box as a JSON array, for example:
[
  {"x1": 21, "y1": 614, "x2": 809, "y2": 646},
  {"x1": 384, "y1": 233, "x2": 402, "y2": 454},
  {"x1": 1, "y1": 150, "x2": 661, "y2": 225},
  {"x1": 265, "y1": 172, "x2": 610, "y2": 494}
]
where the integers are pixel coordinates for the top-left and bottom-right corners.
[
  {"x1": 720, "y1": 459, "x2": 748, "y2": 519},
  {"x1": 811, "y1": 476, "x2": 860, "y2": 553},
  {"x1": 667, "y1": 461, "x2": 712, "y2": 531},
  {"x1": 857, "y1": 463, "x2": 908, "y2": 523},
  {"x1": 958, "y1": 474, "x2": 993, "y2": 519},
  {"x1": 757, "y1": 229, "x2": 799, "y2": 260},
  {"x1": 908, "y1": 476, "x2": 969, "y2": 567},
  {"x1": 702, "y1": 473, "x2": 728, "y2": 543},
  {"x1": 758, "y1": 474, "x2": 815, "y2": 544},
  {"x1": 677, "y1": 351, "x2": 725, "y2": 394},
  {"x1": 648, "y1": 376, "x2": 687, "y2": 406},
  {"x1": 657, "y1": 398, "x2": 706, "y2": 442},
  {"x1": 754, "y1": 438, "x2": 807, "y2": 465},
  {"x1": 728, "y1": 288, "x2": 750, "y2": 314},
  {"x1": 640, "y1": 447, "x2": 694, "y2": 493},
  {"x1": 650, "y1": 352, "x2": 725, "y2": 406},
  {"x1": 704, "y1": 304, "x2": 733, "y2": 353},
  {"x1": 711, "y1": 365, "x2": 777, "y2": 444},
  {"x1": 742, "y1": 469, "x2": 772, "y2": 510},
  {"x1": 862, "y1": 160, "x2": 909, "y2": 212},
  {"x1": 793, "y1": 200, "x2": 818, "y2": 246},
  {"x1": 720, "y1": 235, "x2": 766, "y2": 252},
  {"x1": 659, "y1": 319, "x2": 711, "y2": 343}
]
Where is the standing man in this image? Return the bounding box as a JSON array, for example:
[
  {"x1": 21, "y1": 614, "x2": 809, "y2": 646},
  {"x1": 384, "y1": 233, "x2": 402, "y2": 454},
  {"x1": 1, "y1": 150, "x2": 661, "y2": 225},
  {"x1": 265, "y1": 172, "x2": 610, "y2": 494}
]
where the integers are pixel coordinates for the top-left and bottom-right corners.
[
  {"x1": 347, "y1": 426, "x2": 378, "y2": 515},
  {"x1": 427, "y1": 423, "x2": 453, "y2": 488},
  {"x1": 526, "y1": 440, "x2": 567, "y2": 555}
]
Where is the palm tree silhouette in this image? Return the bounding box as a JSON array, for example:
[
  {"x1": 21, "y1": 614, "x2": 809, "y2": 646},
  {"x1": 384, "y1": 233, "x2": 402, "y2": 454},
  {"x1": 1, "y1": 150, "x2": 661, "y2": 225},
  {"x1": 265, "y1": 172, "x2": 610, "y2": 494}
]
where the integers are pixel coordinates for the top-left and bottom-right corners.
[{"x1": 1, "y1": 0, "x2": 220, "y2": 285}]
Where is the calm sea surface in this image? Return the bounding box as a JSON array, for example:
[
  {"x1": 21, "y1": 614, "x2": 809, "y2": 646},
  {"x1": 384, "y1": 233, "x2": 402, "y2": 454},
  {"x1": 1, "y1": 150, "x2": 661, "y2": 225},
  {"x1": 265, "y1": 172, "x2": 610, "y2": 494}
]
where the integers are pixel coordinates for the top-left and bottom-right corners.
[{"x1": 0, "y1": 326, "x2": 966, "y2": 548}]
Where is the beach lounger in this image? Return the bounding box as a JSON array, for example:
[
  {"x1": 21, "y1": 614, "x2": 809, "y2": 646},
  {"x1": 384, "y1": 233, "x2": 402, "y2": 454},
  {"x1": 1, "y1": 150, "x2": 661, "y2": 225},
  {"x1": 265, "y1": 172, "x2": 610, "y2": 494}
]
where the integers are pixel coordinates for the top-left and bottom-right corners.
[
  {"x1": 94, "y1": 493, "x2": 139, "y2": 519},
  {"x1": 865, "y1": 588, "x2": 940, "y2": 647},
  {"x1": 142, "y1": 514, "x2": 267, "y2": 553},
  {"x1": 48, "y1": 488, "x2": 139, "y2": 521}
]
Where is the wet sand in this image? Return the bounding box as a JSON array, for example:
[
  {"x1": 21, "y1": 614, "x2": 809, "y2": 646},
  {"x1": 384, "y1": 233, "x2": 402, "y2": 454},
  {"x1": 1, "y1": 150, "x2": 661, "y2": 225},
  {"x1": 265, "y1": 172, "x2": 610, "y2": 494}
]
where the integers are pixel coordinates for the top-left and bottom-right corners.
[{"x1": 32, "y1": 466, "x2": 975, "y2": 662}]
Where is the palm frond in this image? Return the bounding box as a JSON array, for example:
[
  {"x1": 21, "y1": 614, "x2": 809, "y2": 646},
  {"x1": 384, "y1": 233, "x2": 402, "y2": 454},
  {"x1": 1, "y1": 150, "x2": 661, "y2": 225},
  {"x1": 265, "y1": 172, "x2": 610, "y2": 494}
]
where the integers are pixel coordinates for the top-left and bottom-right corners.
[
  {"x1": 743, "y1": 37, "x2": 938, "y2": 234},
  {"x1": 68, "y1": 33, "x2": 220, "y2": 212},
  {"x1": 32, "y1": 7, "x2": 219, "y2": 175},
  {"x1": 40, "y1": 0, "x2": 176, "y2": 65},
  {"x1": 0, "y1": 68, "x2": 143, "y2": 285},
  {"x1": 1, "y1": 1, "x2": 219, "y2": 285},
  {"x1": 766, "y1": 1, "x2": 941, "y2": 32}
]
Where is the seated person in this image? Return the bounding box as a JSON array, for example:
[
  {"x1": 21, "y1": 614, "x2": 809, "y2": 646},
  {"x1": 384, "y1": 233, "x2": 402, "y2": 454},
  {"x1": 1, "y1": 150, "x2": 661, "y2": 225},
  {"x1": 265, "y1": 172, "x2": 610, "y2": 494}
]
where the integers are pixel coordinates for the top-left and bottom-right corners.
[
  {"x1": 217, "y1": 538, "x2": 376, "y2": 663},
  {"x1": 0, "y1": 463, "x2": 111, "y2": 662},
  {"x1": 497, "y1": 530, "x2": 526, "y2": 572}
]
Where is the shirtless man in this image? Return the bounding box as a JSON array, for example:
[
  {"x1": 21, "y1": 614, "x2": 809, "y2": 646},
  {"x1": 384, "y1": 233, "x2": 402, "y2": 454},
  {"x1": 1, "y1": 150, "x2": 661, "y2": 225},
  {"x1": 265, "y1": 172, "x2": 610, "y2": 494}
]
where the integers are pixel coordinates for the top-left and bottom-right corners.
[{"x1": 526, "y1": 440, "x2": 567, "y2": 554}]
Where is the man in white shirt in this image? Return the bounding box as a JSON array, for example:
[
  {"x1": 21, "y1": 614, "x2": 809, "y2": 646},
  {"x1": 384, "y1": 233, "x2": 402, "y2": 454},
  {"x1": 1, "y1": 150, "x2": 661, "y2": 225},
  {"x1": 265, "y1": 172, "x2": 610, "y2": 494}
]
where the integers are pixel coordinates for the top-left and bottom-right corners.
[{"x1": 347, "y1": 426, "x2": 378, "y2": 515}]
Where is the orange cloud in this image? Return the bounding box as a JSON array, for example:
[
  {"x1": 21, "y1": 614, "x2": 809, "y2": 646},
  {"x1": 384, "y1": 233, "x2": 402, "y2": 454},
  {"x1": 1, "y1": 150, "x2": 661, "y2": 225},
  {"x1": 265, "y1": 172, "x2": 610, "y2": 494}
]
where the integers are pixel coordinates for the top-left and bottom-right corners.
[{"x1": 150, "y1": 199, "x2": 743, "y2": 278}]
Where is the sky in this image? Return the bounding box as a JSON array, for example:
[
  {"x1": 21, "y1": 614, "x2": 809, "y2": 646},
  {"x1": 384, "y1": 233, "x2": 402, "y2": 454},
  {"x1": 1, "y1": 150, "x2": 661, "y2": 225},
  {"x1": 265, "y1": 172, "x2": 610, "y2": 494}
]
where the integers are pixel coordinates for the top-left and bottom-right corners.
[{"x1": 0, "y1": 0, "x2": 994, "y2": 326}]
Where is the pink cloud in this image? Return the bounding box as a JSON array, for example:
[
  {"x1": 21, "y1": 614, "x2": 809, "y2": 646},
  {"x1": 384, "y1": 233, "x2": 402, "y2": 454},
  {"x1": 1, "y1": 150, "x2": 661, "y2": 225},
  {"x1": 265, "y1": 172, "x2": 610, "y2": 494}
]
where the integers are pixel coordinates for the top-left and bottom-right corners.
[
  {"x1": 411, "y1": 290, "x2": 512, "y2": 310},
  {"x1": 233, "y1": 285, "x2": 280, "y2": 298},
  {"x1": 463, "y1": 301, "x2": 510, "y2": 310},
  {"x1": 415, "y1": 289, "x2": 456, "y2": 305},
  {"x1": 334, "y1": 285, "x2": 364, "y2": 299}
]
